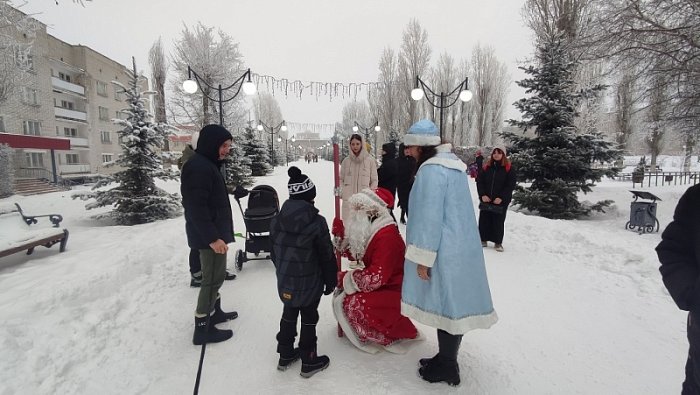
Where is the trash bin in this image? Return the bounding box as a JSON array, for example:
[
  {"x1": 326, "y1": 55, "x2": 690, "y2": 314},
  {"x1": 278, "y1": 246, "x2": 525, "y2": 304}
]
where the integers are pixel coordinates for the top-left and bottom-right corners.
[{"x1": 625, "y1": 190, "x2": 661, "y2": 234}]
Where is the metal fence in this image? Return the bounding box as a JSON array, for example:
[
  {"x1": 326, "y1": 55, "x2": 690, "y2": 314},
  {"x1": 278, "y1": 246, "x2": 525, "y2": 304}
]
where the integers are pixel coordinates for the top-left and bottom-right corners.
[{"x1": 614, "y1": 171, "x2": 700, "y2": 188}]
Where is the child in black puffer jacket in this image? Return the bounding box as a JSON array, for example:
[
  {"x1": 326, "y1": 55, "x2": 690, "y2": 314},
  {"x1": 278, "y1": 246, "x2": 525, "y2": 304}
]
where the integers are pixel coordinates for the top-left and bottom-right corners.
[{"x1": 270, "y1": 166, "x2": 337, "y2": 378}]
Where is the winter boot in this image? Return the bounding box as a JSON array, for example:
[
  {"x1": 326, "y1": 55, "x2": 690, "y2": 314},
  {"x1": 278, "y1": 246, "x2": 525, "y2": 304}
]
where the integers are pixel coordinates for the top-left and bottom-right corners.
[
  {"x1": 418, "y1": 329, "x2": 462, "y2": 386},
  {"x1": 210, "y1": 297, "x2": 238, "y2": 326},
  {"x1": 192, "y1": 316, "x2": 233, "y2": 345},
  {"x1": 277, "y1": 345, "x2": 301, "y2": 371},
  {"x1": 190, "y1": 272, "x2": 202, "y2": 287},
  {"x1": 225, "y1": 270, "x2": 237, "y2": 281},
  {"x1": 495, "y1": 244, "x2": 504, "y2": 252},
  {"x1": 300, "y1": 349, "x2": 330, "y2": 378},
  {"x1": 419, "y1": 353, "x2": 439, "y2": 368},
  {"x1": 419, "y1": 356, "x2": 461, "y2": 386}
]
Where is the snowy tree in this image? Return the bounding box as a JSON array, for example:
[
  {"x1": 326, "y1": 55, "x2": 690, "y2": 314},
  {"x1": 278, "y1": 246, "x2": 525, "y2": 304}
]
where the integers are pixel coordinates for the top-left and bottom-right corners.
[
  {"x1": 241, "y1": 126, "x2": 271, "y2": 176},
  {"x1": 375, "y1": 47, "x2": 400, "y2": 143},
  {"x1": 0, "y1": 1, "x2": 40, "y2": 106},
  {"x1": 0, "y1": 143, "x2": 14, "y2": 197},
  {"x1": 169, "y1": 23, "x2": 247, "y2": 130},
  {"x1": 398, "y1": 19, "x2": 431, "y2": 130},
  {"x1": 223, "y1": 134, "x2": 253, "y2": 188},
  {"x1": 77, "y1": 59, "x2": 181, "y2": 225},
  {"x1": 644, "y1": 73, "x2": 668, "y2": 171},
  {"x1": 613, "y1": 67, "x2": 638, "y2": 152},
  {"x1": 470, "y1": 44, "x2": 510, "y2": 146},
  {"x1": 503, "y1": 33, "x2": 621, "y2": 220}
]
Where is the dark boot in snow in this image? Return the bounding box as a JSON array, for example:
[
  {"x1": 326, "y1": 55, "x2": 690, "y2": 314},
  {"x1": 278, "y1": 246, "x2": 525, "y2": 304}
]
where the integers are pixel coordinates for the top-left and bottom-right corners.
[
  {"x1": 210, "y1": 297, "x2": 238, "y2": 326},
  {"x1": 225, "y1": 270, "x2": 237, "y2": 281},
  {"x1": 277, "y1": 345, "x2": 300, "y2": 371},
  {"x1": 418, "y1": 329, "x2": 462, "y2": 386},
  {"x1": 419, "y1": 353, "x2": 439, "y2": 368},
  {"x1": 192, "y1": 316, "x2": 233, "y2": 345},
  {"x1": 300, "y1": 349, "x2": 330, "y2": 378}
]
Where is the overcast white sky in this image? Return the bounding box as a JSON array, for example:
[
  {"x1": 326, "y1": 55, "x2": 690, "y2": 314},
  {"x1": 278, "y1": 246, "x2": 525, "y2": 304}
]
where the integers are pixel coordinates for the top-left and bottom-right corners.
[{"x1": 23, "y1": 0, "x2": 533, "y2": 131}]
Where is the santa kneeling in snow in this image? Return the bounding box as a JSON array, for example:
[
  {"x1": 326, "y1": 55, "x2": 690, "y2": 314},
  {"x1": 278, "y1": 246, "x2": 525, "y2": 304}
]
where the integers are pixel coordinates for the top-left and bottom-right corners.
[{"x1": 331, "y1": 187, "x2": 420, "y2": 353}]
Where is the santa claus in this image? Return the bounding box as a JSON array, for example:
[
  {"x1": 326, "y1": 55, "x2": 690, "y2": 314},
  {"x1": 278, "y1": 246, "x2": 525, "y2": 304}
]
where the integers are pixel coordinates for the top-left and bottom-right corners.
[{"x1": 332, "y1": 187, "x2": 420, "y2": 353}]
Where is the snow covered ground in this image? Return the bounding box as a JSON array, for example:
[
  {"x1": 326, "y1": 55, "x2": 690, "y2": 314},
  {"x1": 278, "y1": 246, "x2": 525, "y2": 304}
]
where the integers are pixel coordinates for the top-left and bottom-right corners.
[{"x1": 0, "y1": 159, "x2": 696, "y2": 394}]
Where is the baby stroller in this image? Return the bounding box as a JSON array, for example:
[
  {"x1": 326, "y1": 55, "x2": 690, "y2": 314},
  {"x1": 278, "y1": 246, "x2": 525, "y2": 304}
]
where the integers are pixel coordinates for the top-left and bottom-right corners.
[{"x1": 234, "y1": 185, "x2": 280, "y2": 271}]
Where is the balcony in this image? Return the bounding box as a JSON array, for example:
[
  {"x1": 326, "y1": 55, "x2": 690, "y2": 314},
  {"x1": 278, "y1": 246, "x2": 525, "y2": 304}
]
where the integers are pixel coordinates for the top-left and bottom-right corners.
[
  {"x1": 51, "y1": 76, "x2": 85, "y2": 96},
  {"x1": 55, "y1": 107, "x2": 87, "y2": 122},
  {"x1": 67, "y1": 137, "x2": 88, "y2": 147},
  {"x1": 59, "y1": 163, "x2": 91, "y2": 174}
]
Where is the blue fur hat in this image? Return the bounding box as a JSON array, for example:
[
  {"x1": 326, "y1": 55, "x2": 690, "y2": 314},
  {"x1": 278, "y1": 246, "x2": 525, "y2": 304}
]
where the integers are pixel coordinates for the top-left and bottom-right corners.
[{"x1": 403, "y1": 119, "x2": 440, "y2": 146}]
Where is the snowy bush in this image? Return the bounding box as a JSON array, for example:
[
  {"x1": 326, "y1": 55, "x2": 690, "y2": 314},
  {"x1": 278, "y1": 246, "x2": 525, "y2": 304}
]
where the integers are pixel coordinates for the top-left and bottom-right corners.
[{"x1": 0, "y1": 144, "x2": 14, "y2": 197}]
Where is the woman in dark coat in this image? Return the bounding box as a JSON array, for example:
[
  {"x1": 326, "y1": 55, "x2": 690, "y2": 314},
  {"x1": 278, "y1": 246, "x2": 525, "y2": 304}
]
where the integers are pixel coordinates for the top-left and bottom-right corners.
[
  {"x1": 476, "y1": 146, "x2": 517, "y2": 252},
  {"x1": 396, "y1": 143, "x2": 416, "y2": 225},
  {"x1": 378, "y1": 142, "x2": 399, "y2": 220}
]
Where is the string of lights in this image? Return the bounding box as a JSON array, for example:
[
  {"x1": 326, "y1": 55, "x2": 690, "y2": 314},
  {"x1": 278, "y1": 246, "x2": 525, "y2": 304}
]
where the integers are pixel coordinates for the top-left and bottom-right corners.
[{"x1": 251, "y1": 73, "x2": 404, "y2": 102}]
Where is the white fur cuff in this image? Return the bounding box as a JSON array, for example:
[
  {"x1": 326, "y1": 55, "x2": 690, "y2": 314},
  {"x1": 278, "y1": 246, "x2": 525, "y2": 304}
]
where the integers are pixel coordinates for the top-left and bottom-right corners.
[
  {"x1": 343, "y1": 270, "x2": 359, "y2": 294},
  {"x1": 405, "y1": 244, "x2": 437, "y2": 267},
  {"x1": 403, "y1": 133, "x2": 441, "y2": 147}
]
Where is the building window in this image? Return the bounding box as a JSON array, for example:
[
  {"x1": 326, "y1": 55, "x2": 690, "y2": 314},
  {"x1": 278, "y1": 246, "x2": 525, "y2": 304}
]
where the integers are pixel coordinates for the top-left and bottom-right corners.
[
  {"x1": 22, "y1": 87, "x2": 38, "y2": 105},
  {"x1": 63, "y1": 127, "x2": 77, "y2": 137},
  {"x1": 25, "y1": 152, "x2": 44, "y2": 167},
  {"x1": 15, "y1": 48, "x2": 34, "y2": 71},
  {"x1": 102, "y1": 153, "x2": 113, "y2": 164},
  {"x1": 96, "y1": 81, "x2": 108, "y2": 96},
  {"x1": 113, "y1": 84, "x2": 123, "y2": 101},
  {"x1": 65, "y1": 153, "x2": 79, "y2": 164},
  {"x1": 0, "y1": 116, "x2": 5, "y2": 133},
  {"x1": 60, "y1": 100, "x2": 74, "y2": 110},
  {"x1": 98, "y1": 106, "x2": 109, "y2": 121},
  {"x1": 100, "y1": 130, "x2": 111, "y2": 143},
  {"x1": 23, "y1": 120, "x2": 41, "y2": 136},
  {"x1": 58, "y1": 72, "x2": 71, "y2": 83}
]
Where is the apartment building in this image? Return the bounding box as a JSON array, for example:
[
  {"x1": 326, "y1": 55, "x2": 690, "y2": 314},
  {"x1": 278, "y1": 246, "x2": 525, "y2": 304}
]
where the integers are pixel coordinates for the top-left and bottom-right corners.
[{"x1": 0, "y1": 6, "x2": 148, "y2": 182}]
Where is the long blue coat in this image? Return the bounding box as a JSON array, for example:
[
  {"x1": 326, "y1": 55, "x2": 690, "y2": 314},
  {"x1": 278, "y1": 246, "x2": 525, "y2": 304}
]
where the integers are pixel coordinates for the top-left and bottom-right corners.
[{"x1": 401, "y1": 144, "x2": 498, "y2": 334}]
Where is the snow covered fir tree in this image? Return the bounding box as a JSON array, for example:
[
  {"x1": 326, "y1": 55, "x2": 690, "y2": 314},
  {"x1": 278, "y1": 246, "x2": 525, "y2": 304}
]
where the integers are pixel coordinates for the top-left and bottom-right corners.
[
  {"x1": 0, "y1": 144, "x2": 14, "y2": 198},
  {"x1": 224, "y1": 134, "x2": 253, "y2": 188},
  {"x1": 502, "y1": 33, "x2": 621, "y2": 220},
  {"x1": 241, "y1": 126, "x2": 272, "y2": 176},
  {"x1": 77, "y1": 59, "x2": 181, "y2": 225}
]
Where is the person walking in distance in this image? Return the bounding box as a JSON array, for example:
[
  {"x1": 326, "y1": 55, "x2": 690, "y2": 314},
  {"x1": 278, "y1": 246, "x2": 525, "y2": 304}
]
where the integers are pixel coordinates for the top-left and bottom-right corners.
[{"x1": 340, "y1": 134, "x2": 378, "y2": 220}]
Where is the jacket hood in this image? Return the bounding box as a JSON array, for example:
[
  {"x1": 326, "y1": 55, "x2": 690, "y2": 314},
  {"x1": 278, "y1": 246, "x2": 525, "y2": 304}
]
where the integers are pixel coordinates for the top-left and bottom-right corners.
[
  {"x1": 195, "y1": 124, "x2": 233, "y2": 164},
  {"x1": 350, "y1": 146, "x2": 370, "y2": 163},
  {"x1": 381, "y1": 142, "x2": 396, "y2": 161}
]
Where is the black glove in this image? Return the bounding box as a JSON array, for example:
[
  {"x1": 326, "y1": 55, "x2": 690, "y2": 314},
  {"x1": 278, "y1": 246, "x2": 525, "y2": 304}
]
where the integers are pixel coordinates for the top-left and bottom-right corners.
[{"x1": 323, "y1": 283, "x2": 335, "y2": 295}]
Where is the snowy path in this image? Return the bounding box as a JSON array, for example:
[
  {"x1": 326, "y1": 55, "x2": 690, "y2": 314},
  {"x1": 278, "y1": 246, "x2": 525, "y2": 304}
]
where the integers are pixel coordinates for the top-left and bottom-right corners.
[{"x1": 0, "y1": 160, "x2": 690, "y2": 394}]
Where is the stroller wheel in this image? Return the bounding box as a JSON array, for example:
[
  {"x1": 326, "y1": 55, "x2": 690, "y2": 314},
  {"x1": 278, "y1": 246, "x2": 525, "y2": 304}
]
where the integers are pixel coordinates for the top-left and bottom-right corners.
[{"x1": 235, "y1": 249, "x2": 245, "y2": 271}]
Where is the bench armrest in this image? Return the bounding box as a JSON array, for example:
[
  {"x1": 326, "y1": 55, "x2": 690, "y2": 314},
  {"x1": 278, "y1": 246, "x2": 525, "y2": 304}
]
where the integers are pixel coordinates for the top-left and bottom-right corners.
[{"x1": 15, "y1": 203, "x2": 64, "y2": 228}]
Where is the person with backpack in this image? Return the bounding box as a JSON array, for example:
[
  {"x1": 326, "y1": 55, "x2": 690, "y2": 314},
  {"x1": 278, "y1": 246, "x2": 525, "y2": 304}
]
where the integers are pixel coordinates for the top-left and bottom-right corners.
[{"x1": 270, "y1": 166, "x2": 337, "y2": 377}]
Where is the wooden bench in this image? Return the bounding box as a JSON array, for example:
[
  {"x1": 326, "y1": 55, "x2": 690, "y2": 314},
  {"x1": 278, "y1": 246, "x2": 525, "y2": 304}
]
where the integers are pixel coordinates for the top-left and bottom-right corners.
[{"x1": 0, "y1": 203, "x2": 69, "y2": 258}]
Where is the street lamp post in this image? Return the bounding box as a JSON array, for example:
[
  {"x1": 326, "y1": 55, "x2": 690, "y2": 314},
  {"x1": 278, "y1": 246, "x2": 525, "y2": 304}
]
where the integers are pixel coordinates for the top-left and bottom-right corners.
[
  {"x1": 410, "y1": 76, "x2": 473, "y2": 141},
  {"x1": 352, "y1": 121, "x2": 381, "y2": 157},
  {"x1": 182, "y1": 66, "x2": 256, "y2": 126},
  {"x1": 257, "y1": 120, "x2": 287, "y2": 167}
]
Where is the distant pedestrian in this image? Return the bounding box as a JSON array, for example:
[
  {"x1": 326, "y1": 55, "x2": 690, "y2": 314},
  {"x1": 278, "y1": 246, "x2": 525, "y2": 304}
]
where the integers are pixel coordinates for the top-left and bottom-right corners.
[
  {"x1": 476, "y1": 146, "x2": 517, "y2": 252},
  {"x1": 340, "y1": 134, "x2": 378, "y2": 220},
  {"x1": 657, "y1": 184, "x2": 700, "y2": 394},
  {"x1": 270, "y1": 166, "x2": 337, "y2": 377},
  {"x1": 396, "y1": 143, "x2": 416, "y2": 225},
  {"x1": 377, "y1": 142, "x2": 399, "y2": 221}
]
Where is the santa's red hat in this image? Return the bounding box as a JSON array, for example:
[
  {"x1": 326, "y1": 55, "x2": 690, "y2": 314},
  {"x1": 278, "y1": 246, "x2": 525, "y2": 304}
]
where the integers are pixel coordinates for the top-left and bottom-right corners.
[{"x1": 374, "y1": 187, "x2": 394, "y2": 209}]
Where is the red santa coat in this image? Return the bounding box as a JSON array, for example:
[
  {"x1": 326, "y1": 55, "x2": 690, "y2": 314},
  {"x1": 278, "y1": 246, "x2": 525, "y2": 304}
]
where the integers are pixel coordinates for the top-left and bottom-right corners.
[{"x1": 333, "y1": 218, "x2": 418, "y2": 351}]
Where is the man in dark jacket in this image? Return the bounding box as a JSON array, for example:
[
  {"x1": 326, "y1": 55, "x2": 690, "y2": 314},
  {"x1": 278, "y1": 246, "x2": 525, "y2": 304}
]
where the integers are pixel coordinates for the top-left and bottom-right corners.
[
  {"x1": 270, "y1": 166, "x2": 337, "y2": 378},
  {"x1": 396, "y1": 143, "x2": 416, "y2": 225},
  {"x1": 181, "y1": 124, "x2": 239, "y2": 345},
  {"x1": 657, "y1": 184, "x2": 700, "y2": 394},
  {"x1": 378, "y1": 142, "x2": 398, "y2": 221}
]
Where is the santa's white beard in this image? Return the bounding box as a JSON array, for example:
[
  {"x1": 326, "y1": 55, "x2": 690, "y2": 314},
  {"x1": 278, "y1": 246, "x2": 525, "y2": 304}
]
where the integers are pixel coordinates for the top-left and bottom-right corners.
[{"x1": 345, "y1": 210, "x2": 373, "y2": 261}]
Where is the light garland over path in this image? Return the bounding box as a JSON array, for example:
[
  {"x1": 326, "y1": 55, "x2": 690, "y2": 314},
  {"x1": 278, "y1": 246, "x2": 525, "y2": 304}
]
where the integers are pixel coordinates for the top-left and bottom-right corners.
[{"x1": 251, "y1": 72, "x2": 402, "y2": 103}]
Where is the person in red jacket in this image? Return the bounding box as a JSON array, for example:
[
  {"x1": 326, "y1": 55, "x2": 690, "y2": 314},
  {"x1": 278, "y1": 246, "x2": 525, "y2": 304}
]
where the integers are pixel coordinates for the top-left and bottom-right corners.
[{"x1": 332, "y1": 187, "x2": 419, "y2": 353}]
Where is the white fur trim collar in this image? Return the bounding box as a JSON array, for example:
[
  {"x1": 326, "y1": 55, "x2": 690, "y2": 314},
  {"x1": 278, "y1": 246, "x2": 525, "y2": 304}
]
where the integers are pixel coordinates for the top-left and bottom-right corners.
[{"x1": 419, "y1": 144, "x2": 467, "y2": 172}]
